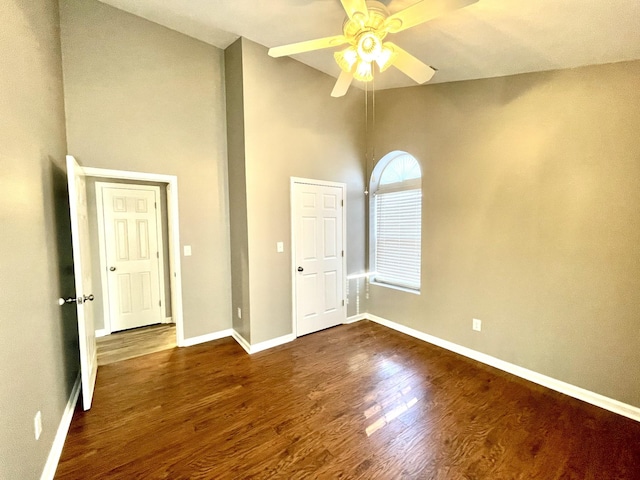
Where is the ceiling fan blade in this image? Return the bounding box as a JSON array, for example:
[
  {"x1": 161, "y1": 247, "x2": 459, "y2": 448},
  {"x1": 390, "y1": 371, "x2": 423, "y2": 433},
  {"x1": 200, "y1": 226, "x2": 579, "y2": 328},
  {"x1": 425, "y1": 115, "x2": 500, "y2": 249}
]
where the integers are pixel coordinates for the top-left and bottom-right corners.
[
  {"x1": 331, "y1": 71, "x2": 354, "y2": 97},
  {"x1": 268, "y1": 35, "x2": 348, "y2": 58},
  {"x1": 386, "y1": 0, "x2": 478, "y2": 33},
  {"x1": 340, "y1": 0, "x2": 369, "y2": 20},
  {"x1": 386, "y1": 42, "x2": 435, "y2": 84}
]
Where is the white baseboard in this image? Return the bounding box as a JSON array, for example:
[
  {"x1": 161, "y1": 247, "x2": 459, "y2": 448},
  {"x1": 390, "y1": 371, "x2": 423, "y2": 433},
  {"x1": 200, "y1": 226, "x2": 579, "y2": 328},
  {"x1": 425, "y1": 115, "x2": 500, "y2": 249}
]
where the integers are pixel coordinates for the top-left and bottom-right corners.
[
  {"x1": 40, "y1": 373, "x2": 81, "y2": 480},
  {"x1": 345, "y1": 314, "x2": 366, "y2": 324},
  {"x1": 250, "y1": 333, "x2": 295, "y2": 354},
  {"x1": 164, "y1": 317, "x2": 173, "y2": 324},
  {"x1": 231, "y1": 331, "x2": 295, "y2": 354},
  {"x1": 232, "y1": 331, "x2": 251, "y2": 354},
  {"x1": 181, "y1": 329, "x2": 233, "y2": 347},
  {"x1": 365, "y1": 314, "x2": 640, "y2": 423}
]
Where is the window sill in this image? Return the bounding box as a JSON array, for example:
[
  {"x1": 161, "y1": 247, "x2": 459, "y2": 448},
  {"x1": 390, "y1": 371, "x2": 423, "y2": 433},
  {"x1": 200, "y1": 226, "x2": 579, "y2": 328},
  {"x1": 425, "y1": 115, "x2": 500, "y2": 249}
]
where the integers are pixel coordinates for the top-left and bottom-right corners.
[{"x1": 370, "y1": 280, "x2": 420, "y2": 295}]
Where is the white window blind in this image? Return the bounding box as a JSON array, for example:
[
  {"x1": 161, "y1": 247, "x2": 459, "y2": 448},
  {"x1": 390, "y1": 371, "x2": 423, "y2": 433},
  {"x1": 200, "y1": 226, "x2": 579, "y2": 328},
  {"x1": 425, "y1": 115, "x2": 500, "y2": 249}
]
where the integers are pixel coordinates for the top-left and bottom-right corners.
[{"x1": 374, "y1": 188, "x2": 422, "y2": 290}]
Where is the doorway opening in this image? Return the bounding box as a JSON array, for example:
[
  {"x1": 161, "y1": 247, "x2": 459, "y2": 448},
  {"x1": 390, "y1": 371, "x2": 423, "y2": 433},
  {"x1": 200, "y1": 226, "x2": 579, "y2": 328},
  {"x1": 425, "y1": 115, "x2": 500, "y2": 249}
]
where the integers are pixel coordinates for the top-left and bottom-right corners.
[
  {"x1": 84, "y1": 166, "x2": 185, "y2": 347},
  {"x1": 94, "y1": 181, "x2": 168, "y2": 334}
]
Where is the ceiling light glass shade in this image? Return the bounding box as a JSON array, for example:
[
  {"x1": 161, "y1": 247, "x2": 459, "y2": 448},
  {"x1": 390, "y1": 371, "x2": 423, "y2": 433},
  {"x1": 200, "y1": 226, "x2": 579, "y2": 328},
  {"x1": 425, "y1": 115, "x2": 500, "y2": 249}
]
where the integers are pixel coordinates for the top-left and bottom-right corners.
[
  {"x1": 354, "y1": 60, "x2": 374, "y2": 82},
  {"x1": 334, "y1": 46, "x2": 358, "y2": 73},
  {"x1": 375, "y1": 44, "x2": 397, "y2": 72},
  {"x1": 357, "y1": 32, "x2": 382, "y2": 63}
]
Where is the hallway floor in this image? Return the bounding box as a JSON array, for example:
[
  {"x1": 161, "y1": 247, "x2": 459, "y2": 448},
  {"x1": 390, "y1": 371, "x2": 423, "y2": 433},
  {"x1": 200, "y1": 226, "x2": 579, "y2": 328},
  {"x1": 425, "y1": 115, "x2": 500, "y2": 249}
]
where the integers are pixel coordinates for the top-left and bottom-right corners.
[{"x1": 97, "y1": 323, "x2": 176, "y2": 366}]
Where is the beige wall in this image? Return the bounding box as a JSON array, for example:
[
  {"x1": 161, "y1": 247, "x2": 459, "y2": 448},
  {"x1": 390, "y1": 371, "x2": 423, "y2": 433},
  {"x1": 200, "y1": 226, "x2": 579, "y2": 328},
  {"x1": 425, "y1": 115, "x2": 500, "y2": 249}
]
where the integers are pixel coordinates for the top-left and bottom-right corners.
[
  {"x1": 225, "y1": 39, "x2": 252, "y2": 341},
  {"x1": 59, "y1": 0, "x2": 232, "y2": 339},
  {"x1": 240, "y1": 39, "x2": 366, "y2": 344},
  {"x1": 369, "y1": 60, "x2": 640, "y2": 407},
  {"x1": 0, "y1": 1, "x2": 79, "y2": 478}
]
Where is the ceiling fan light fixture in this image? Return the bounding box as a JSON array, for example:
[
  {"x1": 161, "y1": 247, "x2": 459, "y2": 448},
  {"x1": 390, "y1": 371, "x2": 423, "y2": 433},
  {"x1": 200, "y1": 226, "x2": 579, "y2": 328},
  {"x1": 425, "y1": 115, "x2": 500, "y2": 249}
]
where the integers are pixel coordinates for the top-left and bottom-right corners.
[
  {"x1": 334, "y1": 46, "x2": 359, "y2": 73},
  {"x1": 353, "y1": 60, "x2": 374, "y2": 82},
  {"x1": 376, "y1": 43, "x2": 397, "y2": 72}
]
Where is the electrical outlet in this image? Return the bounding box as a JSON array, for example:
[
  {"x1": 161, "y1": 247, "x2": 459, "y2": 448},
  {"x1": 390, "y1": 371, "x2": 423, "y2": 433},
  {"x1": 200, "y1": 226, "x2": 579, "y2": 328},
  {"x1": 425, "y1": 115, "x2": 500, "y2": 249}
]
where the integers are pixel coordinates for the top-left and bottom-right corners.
[
  {"x1": 237, "y1": 307, "x2": 242, "y2": 319},
  {"x1": 473, "y1": 318, "x2": 482, "y2": 332},
  {"x1": 34, "y1": 411, "x2": 42, "y2": 440}
]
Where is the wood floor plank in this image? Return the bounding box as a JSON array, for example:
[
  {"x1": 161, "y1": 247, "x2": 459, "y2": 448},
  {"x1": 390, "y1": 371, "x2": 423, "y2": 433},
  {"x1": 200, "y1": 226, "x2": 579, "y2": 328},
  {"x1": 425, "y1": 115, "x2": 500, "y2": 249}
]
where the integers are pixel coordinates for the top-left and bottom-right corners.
[{"x1": 56, "y1": 321, "x2": 640, "y2": 479}]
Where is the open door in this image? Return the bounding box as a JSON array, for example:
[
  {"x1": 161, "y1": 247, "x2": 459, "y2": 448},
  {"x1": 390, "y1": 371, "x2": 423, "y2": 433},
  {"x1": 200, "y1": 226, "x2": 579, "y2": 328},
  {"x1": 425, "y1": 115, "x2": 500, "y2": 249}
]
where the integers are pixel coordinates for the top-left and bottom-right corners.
[{"x1": 67, "y1": 155, "x2": 98, "y2": 410}]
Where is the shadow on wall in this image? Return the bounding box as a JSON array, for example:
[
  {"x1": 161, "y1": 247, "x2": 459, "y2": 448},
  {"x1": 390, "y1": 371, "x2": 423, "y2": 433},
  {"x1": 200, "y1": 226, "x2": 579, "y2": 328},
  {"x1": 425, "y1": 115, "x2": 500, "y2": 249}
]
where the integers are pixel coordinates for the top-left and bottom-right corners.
[
  {"x1": 49, "y1": 157, "x2": 80, "y2": 390},
  {"x1": 425, "y1": 66, "x2": 555, "y2": 110}
]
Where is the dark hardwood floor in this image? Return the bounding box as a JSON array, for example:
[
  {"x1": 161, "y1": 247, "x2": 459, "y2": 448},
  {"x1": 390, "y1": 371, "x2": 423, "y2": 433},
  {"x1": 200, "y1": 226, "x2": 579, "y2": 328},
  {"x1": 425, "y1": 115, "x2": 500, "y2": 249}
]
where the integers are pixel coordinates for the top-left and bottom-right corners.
[{"x1": 56, "y1": 321, "x2": 640, "y2": 479}]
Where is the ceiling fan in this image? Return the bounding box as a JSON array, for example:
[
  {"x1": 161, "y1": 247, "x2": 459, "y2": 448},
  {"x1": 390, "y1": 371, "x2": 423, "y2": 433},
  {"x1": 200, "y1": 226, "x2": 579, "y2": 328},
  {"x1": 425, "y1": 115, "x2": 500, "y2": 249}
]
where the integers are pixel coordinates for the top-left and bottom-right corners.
[{"x1": 268, "y1": 0, "x2": 478, "y2": 97}]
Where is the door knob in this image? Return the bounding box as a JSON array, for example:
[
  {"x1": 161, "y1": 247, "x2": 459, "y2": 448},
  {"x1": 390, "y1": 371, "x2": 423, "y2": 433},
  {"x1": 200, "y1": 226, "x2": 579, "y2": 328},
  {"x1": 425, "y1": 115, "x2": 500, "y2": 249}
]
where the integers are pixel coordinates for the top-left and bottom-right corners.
[
  {"x1": 58, "y1": 297, "x2": 77, "y2": 306},
  {"x1": 83, "y1": 294, "x2": 95, "y2": 302},
  {"x1": 109, "y1": 266, "x2": 116, "y2": 271},
  {"x1": 297, "y1": 266, "x2": 304, "y2": 272}
]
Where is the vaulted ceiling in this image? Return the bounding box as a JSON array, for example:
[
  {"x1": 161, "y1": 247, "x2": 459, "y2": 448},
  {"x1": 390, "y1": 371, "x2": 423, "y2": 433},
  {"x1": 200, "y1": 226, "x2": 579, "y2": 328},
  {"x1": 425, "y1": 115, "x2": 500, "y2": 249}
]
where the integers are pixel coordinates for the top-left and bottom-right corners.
[{"x1": 98, "y1": 0, "x2": 640, "y2": 90}]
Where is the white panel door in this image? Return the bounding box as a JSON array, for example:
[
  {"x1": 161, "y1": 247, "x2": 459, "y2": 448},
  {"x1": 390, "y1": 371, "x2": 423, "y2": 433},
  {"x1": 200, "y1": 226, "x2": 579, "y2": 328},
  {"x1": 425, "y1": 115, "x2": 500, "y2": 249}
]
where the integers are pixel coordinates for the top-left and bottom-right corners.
[
  {"x1": 102, "y1": 186, "x2": 163, "y2": 332},
  {"x1": 66, "y1": 156, "x2": 98, "y2": 411},
  {"x1": 294, "y1": 181, "x2": 345, "y2": 336}
]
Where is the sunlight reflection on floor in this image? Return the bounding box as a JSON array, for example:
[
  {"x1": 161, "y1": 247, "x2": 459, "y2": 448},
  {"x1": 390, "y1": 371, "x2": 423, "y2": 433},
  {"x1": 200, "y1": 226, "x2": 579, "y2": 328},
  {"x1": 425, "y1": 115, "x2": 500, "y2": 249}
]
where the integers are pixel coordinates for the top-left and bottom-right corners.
[
  {"x1": 364, "y1": 364, "x2": 423, "y2": 437},
  {"x1": 366, "y1": 395, "x2": 419, "y2": 436}
]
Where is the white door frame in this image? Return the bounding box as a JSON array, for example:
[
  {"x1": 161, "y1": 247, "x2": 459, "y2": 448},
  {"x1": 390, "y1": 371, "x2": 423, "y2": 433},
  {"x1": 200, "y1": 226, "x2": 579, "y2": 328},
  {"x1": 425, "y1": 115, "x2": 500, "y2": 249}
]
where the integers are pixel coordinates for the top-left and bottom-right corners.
[
  {"x1": 95, "y1": 182, "x2": 168, "y2": 335},
  {"x1": 290, "y1": 177, "x2": 347, "y2": 338},
  {"x1": 85, "y1": 166, "x2": 185, "y2": 347}
]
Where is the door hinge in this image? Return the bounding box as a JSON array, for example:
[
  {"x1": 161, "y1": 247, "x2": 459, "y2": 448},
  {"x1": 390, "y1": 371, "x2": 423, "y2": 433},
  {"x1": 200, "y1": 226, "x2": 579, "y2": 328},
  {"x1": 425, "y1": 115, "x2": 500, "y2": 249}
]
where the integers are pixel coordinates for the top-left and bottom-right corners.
[
  {"x1": 159, "y1": 300, "x2": 162, "y2": 307},
  {"x1": 342, "y1": 250, "x2": 344, "y2": 257},
  {"x1": 341, "y1": 199, "x2": 344, "y2": 207},
  {"x1": 342, "y1": 299, "x2": 345, "y2": 307},
  {"x1": 155, "y1": 202, "x2": 157, "y2": 209},
  {"x1": 157, "y1": 251, "x2": 159, "y2": 259}
]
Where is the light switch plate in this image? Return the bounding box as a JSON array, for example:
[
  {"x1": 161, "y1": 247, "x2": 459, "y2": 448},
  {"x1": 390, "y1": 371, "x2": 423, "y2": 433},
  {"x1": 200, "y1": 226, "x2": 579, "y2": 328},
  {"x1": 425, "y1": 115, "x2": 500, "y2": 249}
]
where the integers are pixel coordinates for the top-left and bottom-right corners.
[
  {"x1": 184, "y1": 245, "x2": 192, "y2": 257},
  {"x1": 277, "y1": 241, "x2": 284, "y2": 253},
  {"x1": 473, "y1": 318, "x2": 482, "y2": 332}
]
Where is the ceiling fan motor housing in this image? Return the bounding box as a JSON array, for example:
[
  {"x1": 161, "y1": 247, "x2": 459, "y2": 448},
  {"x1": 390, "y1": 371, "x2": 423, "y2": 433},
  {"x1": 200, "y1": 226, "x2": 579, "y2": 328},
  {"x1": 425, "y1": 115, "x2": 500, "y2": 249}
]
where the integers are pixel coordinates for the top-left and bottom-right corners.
[{"x1": 342, "y1": 1, "x2": 390, "y2": 44}]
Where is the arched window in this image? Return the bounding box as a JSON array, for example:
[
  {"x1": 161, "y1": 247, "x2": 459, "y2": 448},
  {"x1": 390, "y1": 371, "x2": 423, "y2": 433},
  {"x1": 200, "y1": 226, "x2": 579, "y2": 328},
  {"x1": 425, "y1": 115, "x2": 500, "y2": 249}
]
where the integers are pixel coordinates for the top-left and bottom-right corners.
[{"x1": 370, "y1": 151, "x2": 422, "y2": 291}]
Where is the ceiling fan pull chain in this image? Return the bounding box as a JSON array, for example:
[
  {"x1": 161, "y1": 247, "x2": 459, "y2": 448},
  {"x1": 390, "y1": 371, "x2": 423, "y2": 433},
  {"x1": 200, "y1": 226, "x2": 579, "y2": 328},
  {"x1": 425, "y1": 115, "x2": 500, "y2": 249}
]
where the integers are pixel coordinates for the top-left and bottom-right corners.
[
  {"x1": 365, "y1": 79, "x2": 369, "y2": 193},
  {"x1": 372, "y1": 73, "x2": 376, "y2": 167}
]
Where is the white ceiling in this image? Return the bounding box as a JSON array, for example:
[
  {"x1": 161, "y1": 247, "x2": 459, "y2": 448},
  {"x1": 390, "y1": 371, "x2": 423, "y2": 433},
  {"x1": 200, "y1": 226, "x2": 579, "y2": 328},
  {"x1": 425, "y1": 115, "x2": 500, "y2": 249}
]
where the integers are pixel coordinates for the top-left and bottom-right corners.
[{"x1": 98, "y1": 0, "x2": 640, "y2": 90}]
